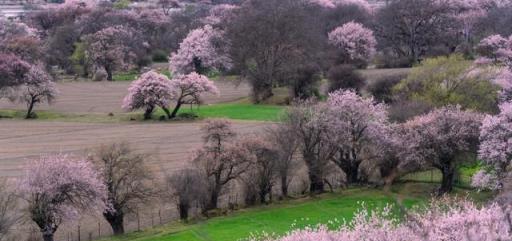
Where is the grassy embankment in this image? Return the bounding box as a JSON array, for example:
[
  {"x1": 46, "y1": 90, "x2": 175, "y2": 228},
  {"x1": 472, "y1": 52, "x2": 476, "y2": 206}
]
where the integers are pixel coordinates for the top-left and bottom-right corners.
[{"x1": 99, "y1": 183, "x2": 492, "y2": 241}]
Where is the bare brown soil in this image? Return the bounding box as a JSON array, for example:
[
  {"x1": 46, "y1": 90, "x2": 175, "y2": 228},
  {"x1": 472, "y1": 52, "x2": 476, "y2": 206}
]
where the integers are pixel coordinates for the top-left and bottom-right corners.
[
  {"x1": 0, "y1": 79, "x2": 251, "y2": 114},
  {"x1": 0, "y1": 120, "x2": 266, "y2": 177}
]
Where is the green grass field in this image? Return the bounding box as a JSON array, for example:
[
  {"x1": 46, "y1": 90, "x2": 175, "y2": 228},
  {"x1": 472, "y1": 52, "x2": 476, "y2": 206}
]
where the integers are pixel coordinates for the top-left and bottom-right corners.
[
  {"x1": 0, "y1": 102, "x2": 285, "y2": 122},
  {"x1": 174, "y1": 103, "x2": 285, "y2": 121},
  {"x1": 99, "y1": 184, "x2": 492, "y2": 241}
]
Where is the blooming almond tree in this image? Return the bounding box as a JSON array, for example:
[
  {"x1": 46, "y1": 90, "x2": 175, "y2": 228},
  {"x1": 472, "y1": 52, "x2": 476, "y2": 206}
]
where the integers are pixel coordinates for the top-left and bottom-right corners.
[
  {"x1": 122, "y1": 70, "x2": 174, "y2": 120},
  {"x1": 325, "y1": 90, "x2": 389, "y2": 184},
  {"x1": 169, "y1": 25, "x2": 232, "y2": 75},
  {"x1": 19, "y1": 155, "x2": 107, "y2": 241},
  {"x1": 0, "y1": 53, "x2": 30, "y2": 92},
  {"x1": 8, "y1": 65, "x2": 58, "y2": 119},
  {"x1": 168, "y1": 72, "x2": 219, "y2": 119},
  {"x1": 479, "y1": 101, "x2": 512, "y2": 173},
  {"x1": 309, "y1": 0, "x2": 371, "y2": 13},
  {"x1": 85, "y1": 25, "x2": 134, "y2": 81},
  {"x1": 401, "y1": 106, "x2": 482, "y2": 195},
  {"x1": 477, "y1": 34, "x2": 510, "y2": 63},
  {"x1": 328, "y1": 21, "x2": 377, "y2": 64}
]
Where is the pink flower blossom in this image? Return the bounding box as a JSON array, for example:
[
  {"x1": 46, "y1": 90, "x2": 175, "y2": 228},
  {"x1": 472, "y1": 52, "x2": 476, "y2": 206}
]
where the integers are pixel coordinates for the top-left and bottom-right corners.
[
  {"x1": 19, "y1": 154, "x2": 108, "y2": 241},
  {"x1": 122, "y1": 70, "x2": 174, "y2": 119},
  {"x1": 328, "y1": 21, "x2": 377, "y2": 62},
  {"x1": 479, "y1": 101, "x2": 512, "y2": 172},
  {"x1": 169, "y1": 25, "x2": 232, "y2": 75}
]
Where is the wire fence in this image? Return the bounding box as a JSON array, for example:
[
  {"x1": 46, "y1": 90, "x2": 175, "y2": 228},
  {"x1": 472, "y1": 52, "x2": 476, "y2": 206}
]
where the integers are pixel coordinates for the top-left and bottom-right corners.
[{"x1": 399, "y1": 169, "x2": 473, "y2": 189}]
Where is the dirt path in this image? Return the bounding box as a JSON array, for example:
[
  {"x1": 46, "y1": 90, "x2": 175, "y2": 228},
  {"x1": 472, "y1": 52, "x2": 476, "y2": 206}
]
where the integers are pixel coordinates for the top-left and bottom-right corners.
[
  {"x1": 0, "y1": 120, "x2": 267, "y2": 177},
  {"x1": 0, "y1": 80, "x2": 251, "y2": 114}
]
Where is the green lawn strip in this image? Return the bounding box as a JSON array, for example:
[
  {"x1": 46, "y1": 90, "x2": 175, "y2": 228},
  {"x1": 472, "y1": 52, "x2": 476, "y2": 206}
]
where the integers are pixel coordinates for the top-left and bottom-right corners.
[
  {"x1": 0, "y1": 102, "x2": 284, "y2": 122},
  {"x1": 0, "y1": 109, "x2": 127, "y2": 123},
  {"x1": 99, "y1": 188, "x2": 428, "y2": 241},
  {"x1": 153, "y1": 103, "x2": 285, "y2": 121}
]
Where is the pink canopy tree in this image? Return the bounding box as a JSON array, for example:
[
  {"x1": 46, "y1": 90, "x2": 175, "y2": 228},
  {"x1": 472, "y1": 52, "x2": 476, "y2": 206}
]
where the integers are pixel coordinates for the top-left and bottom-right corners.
[
  {"x1": 479, "y1": 101, "x2": 512, "y2": 173},
  {"x1": 19, "y1": 154, "x2": 107, "y2": 241},
  {"x1": 122, "y1": 70, "x2": 174, "y2": 120},
  {"x1": 325, "y1": 90, "x2": 389, "y2": 184},
  {"x1": 401, "y1": 106, "x2": 482, "y2": 195},
  {"x1": 169, "y1": 25, "x2": 232, "y2": 75},
  {"x1": 168, "y1": 72, "x2": 219, "y2": 119},
  {"x1": 309, "y1": 0, "x2": 371, "y2": 13},
  {"x1": 8, "y1": 65, "x2": 58, "y2": 119},
  {"x1": 0, "y1": 53, "x2": 30, "y2": 91},
  {"x1": 84, "y1": 25, "x2": 134, "y2": 81},
  {"x1": 328, "y1": 21, "x2": 377, "y2": 64}
]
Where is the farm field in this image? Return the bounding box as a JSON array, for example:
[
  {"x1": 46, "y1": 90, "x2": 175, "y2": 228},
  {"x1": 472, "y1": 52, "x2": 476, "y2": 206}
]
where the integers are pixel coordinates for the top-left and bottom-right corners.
[
  {"x1": 0, "y1": 79, "x2": 251, "y2": 115},
  {"x1": 0, "y1": 120, "x2": 267, "y2": 177}
]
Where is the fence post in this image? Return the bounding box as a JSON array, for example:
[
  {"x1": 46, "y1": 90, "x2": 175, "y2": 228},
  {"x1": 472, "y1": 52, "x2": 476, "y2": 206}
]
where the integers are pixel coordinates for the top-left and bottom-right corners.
[
  {"x1": 159, "y1": 209, "x2": 162, "y2": 225},
  {"x1": 137, "y1": 208, "x2": 141, "y2": 232},
  {"x1": 151, "y1": 210, "x2": 154, "y2": 228},
  {"x1": 77, "y1": 225, "x2": 81, "y2": 241}
]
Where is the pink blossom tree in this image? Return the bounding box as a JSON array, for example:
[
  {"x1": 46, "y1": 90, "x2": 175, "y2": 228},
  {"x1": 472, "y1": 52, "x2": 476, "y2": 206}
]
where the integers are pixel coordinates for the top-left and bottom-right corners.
[
  {"x1": 328, "y1": 21, "x2": 377, "y2": 65},
  {"x1": 169, "y1": 25, "x2": 232, "y2": 75},
  {"x1": 84, "y1": 25, "x2": 134, "y2": 81},
  {"x1": 450, "y1": 0, "x2": 495, "y2": 45},
  {"x1": 325, "y1": 90, "x2": 389, "y2": 184},
  {"x1": 479, "y1": 101, "x2": 512, "y2": 173},
  {"x1": 309, "y1": 0, "x2": 371, "y2": 13},
  {"x1": 122, "y1": 70, "x2": 174, "y2": 120},
  {"x1": 203, "y1": 4, "x2": 238, "y2": 26},
  {"x1": 0, "y1": 53, "x2": 30, "y2": 92},
  {"x1": 168, "y1": 72, "x2": 219, "y2": 119},
  {"x1": 19, "y1": 155, "x2": 108, "y2": 241},
  {"x1": 8, "y1": 65, "x2": 58, "y2": 119},
  {"x1": 477, "y1": 34, "x2": 509, "y2": 63},
  {"x1": 401, "y1": 106, "x2": 482, "y2": 195}
]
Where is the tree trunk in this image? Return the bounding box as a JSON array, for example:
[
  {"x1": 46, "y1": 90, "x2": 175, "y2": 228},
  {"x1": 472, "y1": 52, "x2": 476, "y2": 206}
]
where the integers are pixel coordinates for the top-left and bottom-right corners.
[
  {"x1": 169, "y1": 101, "x2": 182, "y2": 119},
  {"x1": 144, "y1": 106, "x2": 154, "y2": 120},
  {"x1": 105, "y1": 66, "x2": 113, "y2": 81},
  {"x1": 104, "y1": 211, "x2": 125, "y2": 235},
  {"x1": 207, "y1": 186, "x2": 220, "y2": 210},
  {"x1": 308, "y1": 171, "x2": 324, "y2": 194},
  {"x1": 178, "y1": 203, "x2": 189, "y2": 220},
  {"x1": 280, "y1": 175, "x2": 289, "y2": 198},
  {"x1": 342, "y1": 164, "x2": 359, "y2": 185},
  {"x1": 162, "y1": 106, "x2": 172, "y2": 119},
  {"x1": 438, "y1": 165, "x2": 455, "y2": 196},
  {"x1": 42, "y1": 233, "x2": 54, "y2": 241},
  {"x1": 26, "y1": 99, "x2": 35, "y2": 119}
]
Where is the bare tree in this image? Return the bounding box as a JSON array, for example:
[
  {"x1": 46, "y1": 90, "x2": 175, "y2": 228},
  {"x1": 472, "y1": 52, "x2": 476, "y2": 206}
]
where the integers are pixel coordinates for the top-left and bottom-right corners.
[
  {"x1": 193, "y1": 119, "x2": 253, "y2": 211},
  {"x1": 158, "y1": 0, "x2": 180, "y2": 16},
  {"x1": 284, "y1": 101, "x2": 338, "y2": 194},
  {"x1": 90, "y1": 142, "x2": 154, "y2": 235},
  {"x1": 166, "y1": 169, "x2": 207, "y2": 221},
  {"x1": 239, "y1": 135, "x2": 279, "y2": 205},
  {"x1": 225, "y1": 0, "x2": 325, "y2": 103},
  {"x1": 266, "y1": 124, "x2": 300, "y2": 198},
  {"x1": 0, "y1": 179, "x2": 18, "y2": 241},
  {"x1": 375, "y1": 0, "x2": 455, "y2": 64}
]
